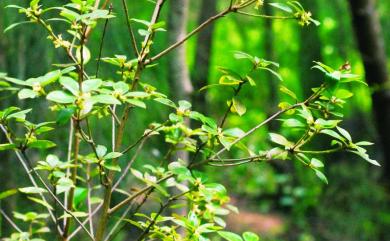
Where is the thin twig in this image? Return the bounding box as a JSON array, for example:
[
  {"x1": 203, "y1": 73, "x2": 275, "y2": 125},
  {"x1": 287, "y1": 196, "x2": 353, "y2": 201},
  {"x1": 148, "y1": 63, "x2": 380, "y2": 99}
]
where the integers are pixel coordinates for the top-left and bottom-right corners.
[
  {"x1": 0, "y1": 124, "x2": 62, "y2": 236},
  {"x1": 113, "y1": 138, "x2": 147, "y2": 190},
  {"x1": 96, "y1": 4, "x2": 112, "y2": 77},
  {"x1": 109, "y1": 174, "x2": 173, "y2": 214},
  {"x1": 236, "y1": 10, "x2": 296, "y2": 19},
  {"x1": 192, "y1": 86, "x2": 326, "y2": 168},
  {"x1": 121, "y1": 0, "x2": 140, "y2": 57},
  {"x1": 146, "y1": 6, "x2": 232, "y2": 64},
  {"x1": 20, "y1": 151, "x2": 94, "y2": 240},
  {"x1": 0, "y1": 208, "x2": 23, "y2": 233}
]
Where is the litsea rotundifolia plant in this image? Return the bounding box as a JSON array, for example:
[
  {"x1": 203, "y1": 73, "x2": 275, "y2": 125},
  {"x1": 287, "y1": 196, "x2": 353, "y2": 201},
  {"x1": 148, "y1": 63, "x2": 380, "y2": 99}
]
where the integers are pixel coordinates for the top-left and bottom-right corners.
[{"x1": 0, "y1": 0, "x2": 378, "y2": 241}]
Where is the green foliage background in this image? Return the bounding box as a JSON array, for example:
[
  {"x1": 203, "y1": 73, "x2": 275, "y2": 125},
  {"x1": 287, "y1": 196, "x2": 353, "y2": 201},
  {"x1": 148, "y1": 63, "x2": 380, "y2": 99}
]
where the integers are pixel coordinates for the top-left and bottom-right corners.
[{"x1": 0, "y1": 0, "x2": 389, "y2": 240}]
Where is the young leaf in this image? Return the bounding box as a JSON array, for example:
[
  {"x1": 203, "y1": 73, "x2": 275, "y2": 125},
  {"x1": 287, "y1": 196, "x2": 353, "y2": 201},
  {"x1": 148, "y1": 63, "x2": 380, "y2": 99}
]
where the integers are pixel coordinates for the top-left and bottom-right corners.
[
  {"x1": 104, "y1": 152, "x2": 123, "y2": 160},
  {"x1": 0, "y1": 143, "x2": 17, "y2": 151},
  {"x1": 269, "y1": 2, "x2": 293, "y2": 13},
  {"x1": 96, "y1": 145, "x2": 108, "y2": 158},
  {"x1": 82, "y1": 79, "x2": 102, "y2": 92},
  {"x1": 27, "y1": 197, "x2": 54, "y2": 210},
  {"x1": 60, "y1": 77, "x2": 79, "y2": 95},
  {"x1": 232, "y1": 98, "x2": 246, "y2": 116},
  {"x1": 18, "y1": 89, "x2": 38, "y2": 99},
  {"x1": 218, "y1": 231, "x2": 243, "y2": 241},
  {"x1": 243, "y1": 232, "x2": 260, "y2": 241},
  {"x1": 91, "y1": 95, "x2": 121, "y2": 105},
  {"x1": 47, "y1": 91, "x2": 76, "y2": 104},
  {"x1": 269, "y1": 133, "x2": 292, "y2": 147},
  {"x1": 19, "y1": 187, "x2": 47, "y2": 194},
  {"x1": 314, "y1": 169, "x2": 328, "y2": 184},
  {"x1": 0, "y1": 189, "x2": 18, "y2": 200},
  {"x1": 28, "y1": 140, "x2": 56, "y2": 149}
]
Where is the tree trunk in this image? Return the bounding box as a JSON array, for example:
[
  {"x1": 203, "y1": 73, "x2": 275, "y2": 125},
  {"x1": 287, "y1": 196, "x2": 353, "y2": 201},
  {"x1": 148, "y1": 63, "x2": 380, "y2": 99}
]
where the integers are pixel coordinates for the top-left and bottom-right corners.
[
  {"x1": 168, "y1": 0, "x2": 192, "y2": 161},
  {"x1": 348, "y1": 0, "x2": 390, "y2": 185},
  {"x1": 191, "y1": 0, "x2": 217, "y2": 114},
  {"x1": 299, "y1": 0, "x2": 323, "y2": 97},
  {"x1": 167, "y1": 0, "x2": 192, "y2": 224},
  {"x1": 168, "y1": 0, "x2": 193, "y2": 103}
]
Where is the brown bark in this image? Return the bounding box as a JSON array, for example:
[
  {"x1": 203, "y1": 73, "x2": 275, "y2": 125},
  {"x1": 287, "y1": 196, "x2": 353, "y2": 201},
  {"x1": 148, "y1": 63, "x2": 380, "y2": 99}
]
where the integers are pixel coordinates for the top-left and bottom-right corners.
[{"x1": 348, "y1": 0, "x2": 390, "y2": 184}]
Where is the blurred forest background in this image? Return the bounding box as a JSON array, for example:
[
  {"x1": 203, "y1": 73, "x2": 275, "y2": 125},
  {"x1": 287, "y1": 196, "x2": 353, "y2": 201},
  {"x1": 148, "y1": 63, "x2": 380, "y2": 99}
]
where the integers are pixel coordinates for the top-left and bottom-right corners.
[{"x1": 1, "y1": 0, "x2": 390, "y2": 240}]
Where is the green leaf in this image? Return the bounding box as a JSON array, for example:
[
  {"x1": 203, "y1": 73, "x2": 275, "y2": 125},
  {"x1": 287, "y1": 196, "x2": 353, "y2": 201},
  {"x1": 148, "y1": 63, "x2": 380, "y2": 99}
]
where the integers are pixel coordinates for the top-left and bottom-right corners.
[
  {"x1": 4, "y1": 21, "x2": 31, "y2": 33},
  {"x1": 259, "y1": 67, "x2": 283, "y2": 81},
  {"x1": 91, "y1": 94, "x2": 121, "y2": 105},
  {"x1": 349, "y1": 150, "x2": 380, "y2": 166},
  {"x1": 27, "y1": 197, "x2": 53, "y2": 210},
  {"x1": 218, "y1": 231, "x2": 243, "y2": 241},
  {"x1": 233, "y1": 51, "x2": 254, "y2": 61},
  {"x1": 335, "y1": 89, "x2": 353, "y2": 99},
  {"x1": 19, "y1": 187, "x2": 47, "y2": 194},
  {"x1": 75, "y1": 45, "x2": 91, "y2": 64},
  {"x1": 103, "y1": 160, "x2": 121, "y2": 172},
  {"x1": 56, "y1": 177, "x2": 74, "y2": 194},
  {"x1": 269, "y1": 2, "x2": 293, "y2": 13},
  {"x1": 231, "y1": 98, "x2": 246, "y2": 116},
  {"x1": 0, "y1": 143, "x2": 17, "y2": 151},
  {"x1": 125, "y1": 99, "x2": 146, "y2": 108},
  {"x1": 269, "y1": 133, "x2": 292, "y2": 147},
  {"x1": 125, "y1": 91, "x2": 150, "y2": 98},
  {"x1": 280, "y1": 85, "x2": 297, "y2": 100},
  {"x1": 27, "y1": 140, "x2": 56, "y2": 149},
  {"x1": 60, "y1": 76, "x2": 79, "y2": 95},
  {"x1": 310, "y1": 158, "x2": 324, "y2": 168},
  {"x1": 320, "y1": 129, "x2": 344, "y2": 142},
  {"x1": 243, "y1": 232, "x2": 260, "y2": 241},
  {"x1": 30, "y1": 0, "x2": 40, "y2": 7},
  {"x1": 18, "y1": 88, "x2": 38, "y2": 99},
  {"x1": 113, "y1": 81, "x2": 129, "y2": 94},
  {"x1": 199, "y1": 83, "x2": 227, "y2": 91},
  {"x1": 82, "y1": 79, "x2": 102, "y2": 92},
  {"x1": 38, "y1": 70, "x2": 62, "y2": 86},
  {"x1": 314, "y1": 169, "x2": 328, "y2": 184},
  {"x1": 73, "y1": 187, "x2": 87, "y2": 208},
  {"x1": 219, "y1": 135, "x2": 234, "y2": 151},
  {"x1": 355, "y1": 141, "x2": 374, "y2": 146},
  {"x1": 47, "y1": 91, "x2": 76, "y2": 104},
  {"x1": 131, "y1": 18, "x2": 151, "y2": 26},
  {"x1": 219, "y1": 75, "x2": 242, "y2": 86},
  {"x1": 154, "y1": 98, "x2": 176, "y2": 108},
  {"x1": 168, "y1": 162, "x2": 191, "y2": 177},
  {"x1": 60, "y1": 8, "x2": 81, "y2": 21},
  {"x1": 6, "y1": 109, "x2": 32, "y2": 120},
  {"x1": 56, "y1": 107, "x2": 76, "y2": 126},
  {"x1": 2, "y1": 76, "x2": 31, "y2": 86},
  {"x1": 96, "y1": 145, "x2": 107, "y2": 158},
  {"x1": 281, "y1": 118, "x2": 305, "y2": 128},
  {"x1": 0, "y1": 189, "x2": 17, "y2": 200},
  {"x1": 245, "y1": 75, "x2": 256, "y2": 86},
  {"x1": 336, "y1": 126, "x2": 352, "y2": 142},
  {"x1": 104, "y1": 152, "x2": 122, "y2": 160}
]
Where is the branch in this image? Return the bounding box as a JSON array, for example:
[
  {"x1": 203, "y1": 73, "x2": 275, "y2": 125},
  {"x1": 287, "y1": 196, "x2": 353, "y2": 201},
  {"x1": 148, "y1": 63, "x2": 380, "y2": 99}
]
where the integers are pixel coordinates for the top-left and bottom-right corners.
[
  {"x1": 0, "y1": 208, "x2": 23, "y2": 233},
  {"x1": 121, "y1": 0, "x2": 139, "y2": 57},
  {"x1": 20, "y1": 152, "x2": 94, "y2": 240},
  {"x1": 96, "y1": 4, "x2": 113, "y2": 77},
  {"x1": 0, "y1": 124, "x2": 63, "y2": 236},
  {"x1": 236, "y1": 11, "x2": 296, "y2": 19},
  {"x1": 145, "y1": 6, "x2": 232, "y2": 64},
  {"x1": 192, "y1": 85, "x2": 326, "y2": 168},
  {"x1": 108, "y1": 174, "x2": 173, "y2": 214}
]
